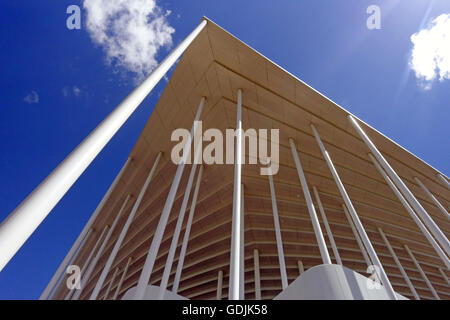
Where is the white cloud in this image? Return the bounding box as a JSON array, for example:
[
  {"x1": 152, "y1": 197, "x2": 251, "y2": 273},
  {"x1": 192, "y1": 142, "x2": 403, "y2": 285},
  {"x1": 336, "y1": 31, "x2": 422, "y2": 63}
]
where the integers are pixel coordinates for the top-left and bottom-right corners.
[
  {"x1": 73, "y1": 86, "x2": 81, "y2": 96},
  {"x1": 410, "y1": 14, "x2": 450, "y2": 89},
  {"x1": 23, "y1": 90, "x2": 39, "y2": 104},
  {"x1": 62, "y1": 86, "x2": 82, "y2": 97},
  {"x1": 83, "y1": 0, "x2": 175, "y2": 81}
]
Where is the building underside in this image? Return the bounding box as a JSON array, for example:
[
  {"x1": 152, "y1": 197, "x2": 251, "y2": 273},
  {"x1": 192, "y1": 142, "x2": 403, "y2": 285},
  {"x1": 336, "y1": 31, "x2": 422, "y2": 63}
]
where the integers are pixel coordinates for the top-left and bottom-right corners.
[{"x1": 50, "y1": 18, "x2": 450, "y2": 300}]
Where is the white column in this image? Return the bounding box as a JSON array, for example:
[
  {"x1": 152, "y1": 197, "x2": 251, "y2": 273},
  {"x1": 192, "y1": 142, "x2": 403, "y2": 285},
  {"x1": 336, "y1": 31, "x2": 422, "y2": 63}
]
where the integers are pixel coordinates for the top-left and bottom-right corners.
[
  {"x1": 73, "y1": 194, "x2": 131, "y2": 300},
  {"x1": 342, "y1": 205, "x2": 372, "y2": 269},
  {"x1": 253, "y1": 249, "x2": 261, "y2": 300},
  {"x1": 439, "y1": 268, "x2": 450, "y2": 287},
  {"x1": 369, "y1": 154, "x2": 450, "y2": 270},
  {"x1": 65, "y1": 225, "x2": 109, "y2": 300},
  {"x1": 229, "y1": 88, "x2": 243, "y2": 300},
  {"x1": 437, "y1": 173, "x2": 450, "y2": 190},
  {"x1": 240, "y1": 184, "x2": 245, "y2": 300},
  {"x1": 1, "y1": 19, "x2": 208, "y2": 272},
  {"x1": 113, "y1": 256, "x2": 132, "y2": 300},
  {"x1": 268, "y1": 174, "x2": 288, "y2": 290},
  {"x1": 112, "y1": 257, "x2": 133, "y2": 300},
  {"x1": 311, "y1": 123, "x2": 397, "y2": 300},
  {"x1": 297, "y1": 260, "x2": 304, "y2": 275},
  {"x1": 404, "y1": 245, "x2": 440, "y2": 300},
  {"x1": 216, "y1": 270, "x2": 223, "y2": 300},
  {"x1": 103, "y1": 267, "x2": 119, "y2": 300},
  {"x1": 289, "y1": 138, "x2": 332, "y2": 265},
  {"x1": 348, "y1": 116, "x2": 450, "y2": 256},
  {"x1": 378, "y1": 228, "x2": 420, "y2": 300},
  {"x1": 135, "y1": 98, "x2": 205, "y2": 300},
  {"x1": 414, "y1": 177, "x2": 449, "y2": 219},
  {"x1": 89, "y1": 152, "x2": 162, "y2": 300},
  {"x1": 42, "y1": 157, "x2": 131, "y2": 300},
  {"x1": 312, "y1": 186, "x2": 342, "y2": 265},
  {"x1": 172, "y1": 166, "x2": 204, "y2": 293},
  {"x1": 158, "y1": 161, "x2": 200, "y2": 299},
  {"x1": 48, "y1": 227, "x2": 93, "y2": 299}
]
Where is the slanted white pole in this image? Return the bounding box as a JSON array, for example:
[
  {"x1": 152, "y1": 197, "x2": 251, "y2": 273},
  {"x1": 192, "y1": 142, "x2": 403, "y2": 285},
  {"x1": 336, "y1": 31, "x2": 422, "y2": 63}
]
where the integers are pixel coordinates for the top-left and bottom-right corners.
[
  {"x1": 48, "y1": 227, "x2": 93, "y2": 299},
  {"x1": 73, "y1": 194, "x2": 131, "y2": 300},
  {"x1": 297, "y1": 260, "x2": 304, "y2": 275},
  {"x1": 437, "y1": 173, "x2": 450, "y2": 190},
  {"x1": 158, "y1": 158, "x2": 201, "y2": 299},
  {"x1": 342, "y1": 205, "x2": 371, "y2": 268},
  {"x1": 113, "y1": 257, "x2": 132, "y2": 300},
  {"x1": 311, "y1": 123, "x2": 397, "y2": 300},
  {"x1": 414, "y1": 177, "x2": 449, "y2": 219},
  {"x1": 289, "y1": 138, "x2": 332, "y2": 265},
  {"x1": 1, "y1": 19, "x2": 208, "y2": 272},
  {"x1": 240, "y1": 184, "x2": 245, "y2": 300},
  {"x1": 268, "y1": 174, "x2": 288, "y2": 289},
  {"x1": 229, "y1": 89, "x2": 243, "y2": 300},
  {"x1": 135, "y1": 98, "x2": 205, "y2": 300},
  {"x1": 312, "y1": 186, "x2": 342, "y2": 265},
  {"x1": 172, "y1": 166, "x2": 204, "y2": 293},
  {"x1": 369, "y1": 154, "x2": 450, "y2": 270},
  {"x1": 253, "y1": 249, "x2": 261, "y2": 300},
  {"x1": 348, "y1": 116, "x2": 450, "y2": 256},
  {"x1": 439, "y1": 268, "x2": 450, "y2": 287},
  {"x1": 89, "y1": 152, "x2": 162, "y2": 300},
  {"x1": 378, "y1": 228, "x2": 420, "y2": 300},
  {"x1": 42, "y1": 157, "x2": 131, "y2": 300},
  {"x1": 216, "y1": 270, "x2": 223, "y2": 300},
  {"x1": 103, "y1": 267, "x2": 119, "y2": 300},
  {"x1": 65, "y1": 225, "x2": 109, "y2": 300},
  {"x1": 404, "y1": 245, "x2": 440, "y2": 300}
]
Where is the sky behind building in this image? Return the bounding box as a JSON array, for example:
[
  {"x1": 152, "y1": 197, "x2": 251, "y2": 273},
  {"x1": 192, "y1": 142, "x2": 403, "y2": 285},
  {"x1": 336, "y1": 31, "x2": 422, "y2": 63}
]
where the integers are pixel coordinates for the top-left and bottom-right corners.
[{"x1": 0, "y1": 0, "x2": 449, "y2": 299}]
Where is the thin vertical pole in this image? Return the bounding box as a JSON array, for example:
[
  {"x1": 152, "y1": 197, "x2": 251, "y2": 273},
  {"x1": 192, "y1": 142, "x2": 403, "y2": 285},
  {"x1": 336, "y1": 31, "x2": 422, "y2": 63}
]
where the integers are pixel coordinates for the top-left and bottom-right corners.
[
  {"x1": 135, "y1": 97, "x2": 205, "y2": 300},
  {"x1": 239, "y1": 184, "x2": 245, "y2": 300},
  {"x1": 297, "y1": 260, "x2": 304, "y2": 275},
  {"x1": 311, "y1": 124, "x2": 397, "y2": 300},
  {"x1": 1, "y1": 19, "x2": 208, "y2": 272},
  {"x1": 157, "y1": 161, "x2": 199, "y2": 299},
  {"x1": 342, "y1": 205, "x2": 372, "y2": 269},
  {"x1": 348, "y1": 116, "x2": 450, "y2": 256},
  {"x1": 113, "y1": 257, "x2": 132, "y2": 300},
  {"x1": 268, "y1": 174, "x2": 288, "y2": 290},
  {"x1": 172, "y1": 166, "x2": 204, "y2": 293},
  {"x1": 369, "y1": 154, "x2": 450, "y2": 270},
  {"x1": 73, "y1": 194, "x2": 131, "y2": 300},
  {"x1": 48, "y1": 227, "x2": 93, "y2": 299},
  {"x1": 253, "y1": 249, "x2": 261, "y2": 300},
  {"x1": 437, "y1": 173, "x2": 450, "y2": 190},
  {"x1": 288, "y1": 138, "x2": 332, "y2": 265},
  {"x1": 439, "y1": 268, "x2": 450, "y2": 287},
  {"x1": 89, "y1": 152, "x2": 162, "y2": 300},
  {"x1": 414, "y1": 177, "x2": 449, "y2": 219},
  {"x1": 229, "y1": 89, "x2": 243, "y2": 300},
  {"x1": 312, "y1": 186, "x2": 342, "y2": 265},
  {"x1": 65, "y1": 225, "x2": 108, "y2": 300},
  {"x1": 42, "y1": 157, "x2": 131, "y2": 300},
  {"x1": 216, "y1": 270, "x2": 223, "y2": 300},
  {"x1": 103, "y1": 267, "x2": 119, "y2": 300},
  {"x1": 404, "y1": 245, "x2": 440, "y2": 300},
  {"x1": 378, "y1": 228, "x2": 420, "y2": 300}
]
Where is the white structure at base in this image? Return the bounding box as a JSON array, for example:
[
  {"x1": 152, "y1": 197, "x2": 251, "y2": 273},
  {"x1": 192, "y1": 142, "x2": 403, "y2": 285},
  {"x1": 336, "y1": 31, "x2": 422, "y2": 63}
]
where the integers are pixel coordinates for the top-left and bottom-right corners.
[{"x1": 274, "y1": 264, "x2": 408, "y2": 300}]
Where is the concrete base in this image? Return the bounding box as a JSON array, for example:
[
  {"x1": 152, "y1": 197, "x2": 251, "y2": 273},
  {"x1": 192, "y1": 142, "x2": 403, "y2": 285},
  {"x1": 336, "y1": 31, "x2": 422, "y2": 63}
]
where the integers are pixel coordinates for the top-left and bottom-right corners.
[
  {"x1": 274, "y1": 264, "x2": 408, "y2": 300},
  {"x1": 121, "y1": 285, "x2": 189, "y2": 300}
]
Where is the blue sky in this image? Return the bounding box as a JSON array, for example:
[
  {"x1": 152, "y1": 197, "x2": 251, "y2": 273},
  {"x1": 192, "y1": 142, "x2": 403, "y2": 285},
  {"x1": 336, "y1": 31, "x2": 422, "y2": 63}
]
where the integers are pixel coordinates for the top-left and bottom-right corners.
[{"x1": 0, "y1": 0, "x2": 449, "y2": 299}]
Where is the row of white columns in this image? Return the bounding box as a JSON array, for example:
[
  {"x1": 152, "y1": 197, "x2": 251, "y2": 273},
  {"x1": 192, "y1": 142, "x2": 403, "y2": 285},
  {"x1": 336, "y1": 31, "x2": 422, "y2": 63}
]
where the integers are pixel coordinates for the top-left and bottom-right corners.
[
  {"x1": 36, "y1": 15, "x2": 448, "y2": 299},
  {"x1": 53, "y1": 93, "x2": 448, "y2": 301}
]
